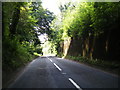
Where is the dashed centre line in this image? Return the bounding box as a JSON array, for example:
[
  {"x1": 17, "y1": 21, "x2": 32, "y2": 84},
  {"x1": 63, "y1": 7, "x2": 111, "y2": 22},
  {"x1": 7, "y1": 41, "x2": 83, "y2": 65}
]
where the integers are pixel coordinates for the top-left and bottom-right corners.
[
  {"x1": 47, "y1": 57, "x2": 82, "y2": 90},
  {"x1": 68, "y1": 78, "x2": 82, "y2": 90},
  {"x1": 49, "y1": 59, "x2": 53, "y2": 62},
  {"x1": 47, "y1": 57, "x2": 53, "y2": 62},
  {"x1": 53, "y1": 63, "x2": 62, "y2": 71},
  {"x1": 47, "y1": 57, "x2": 62, "y2": 71}
]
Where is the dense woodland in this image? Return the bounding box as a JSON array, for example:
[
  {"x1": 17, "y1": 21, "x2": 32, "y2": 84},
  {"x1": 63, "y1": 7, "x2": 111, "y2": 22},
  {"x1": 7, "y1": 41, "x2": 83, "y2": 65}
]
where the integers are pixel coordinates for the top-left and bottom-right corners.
[
  {"x1": 2, "y1": 2, "x2": 54, "y2": 71},
  {"x1": 50, "y1": 2, "x2": 120, "y2": 61},
  {"x1": 49, "y1": 2, "x2": 120, "y2": 71},
  {"x1": 2, "y1": 1, "x2": 120, "y2": 74}
]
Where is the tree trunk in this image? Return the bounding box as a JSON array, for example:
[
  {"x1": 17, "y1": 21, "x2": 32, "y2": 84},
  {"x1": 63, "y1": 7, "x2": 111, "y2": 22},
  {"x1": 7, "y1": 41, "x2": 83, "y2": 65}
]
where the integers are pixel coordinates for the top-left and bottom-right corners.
[{"x1": 9, "y1": 3, "x2": 21, "y2": 38}]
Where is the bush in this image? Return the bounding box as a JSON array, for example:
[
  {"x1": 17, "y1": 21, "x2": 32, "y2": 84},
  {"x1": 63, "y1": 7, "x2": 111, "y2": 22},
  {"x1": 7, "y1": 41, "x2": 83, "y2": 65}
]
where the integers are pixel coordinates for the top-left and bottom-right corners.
[
  {"x1": 65, "y1": 55, "x2": 120, "y2": 70},
  {"x1": 2, "y1": 38, "x2": 33, "y2": 71}
]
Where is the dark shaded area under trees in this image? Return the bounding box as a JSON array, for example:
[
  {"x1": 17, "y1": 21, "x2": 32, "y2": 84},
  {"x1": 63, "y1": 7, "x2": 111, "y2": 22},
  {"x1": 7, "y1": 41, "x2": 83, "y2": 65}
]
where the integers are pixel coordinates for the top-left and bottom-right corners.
[{"x1": 66, "y1": 2, "x2": 120, "y2": 61}]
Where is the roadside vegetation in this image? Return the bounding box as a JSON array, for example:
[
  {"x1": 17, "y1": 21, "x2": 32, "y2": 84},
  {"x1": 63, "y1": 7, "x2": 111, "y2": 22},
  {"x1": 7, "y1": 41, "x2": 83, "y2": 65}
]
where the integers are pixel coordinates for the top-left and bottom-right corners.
[
  {"x1": 49, "y1": 2, "x2": 120, "y2": 75},
  {"x1": 66, "y1": 55, "x2": 120, "y2": 75},
  {"x1": 2, "y1": 2, "x2": 54, "y2": 87},
  {"x1": 2, "y1": 1, "x2": 120, "y2": 87},
  {"x1": 3, "y1": 2, "x2": 54, "y2": 71}
]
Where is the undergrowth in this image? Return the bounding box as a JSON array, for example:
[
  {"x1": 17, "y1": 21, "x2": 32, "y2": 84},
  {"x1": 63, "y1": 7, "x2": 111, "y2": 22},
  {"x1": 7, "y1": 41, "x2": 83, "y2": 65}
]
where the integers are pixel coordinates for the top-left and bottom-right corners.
[
  {"x1": 65, "y1": 55, "x2": 120, "y2": 75},
  {"x1": 2, "y1": 38, "x2": 35, "y2": 71}
]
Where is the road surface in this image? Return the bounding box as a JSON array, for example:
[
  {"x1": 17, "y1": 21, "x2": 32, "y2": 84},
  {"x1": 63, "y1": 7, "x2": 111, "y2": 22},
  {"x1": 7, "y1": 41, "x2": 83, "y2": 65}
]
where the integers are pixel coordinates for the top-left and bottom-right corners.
[{"x1": 9, "y1": 56, "x2": 119, "y2": 89}]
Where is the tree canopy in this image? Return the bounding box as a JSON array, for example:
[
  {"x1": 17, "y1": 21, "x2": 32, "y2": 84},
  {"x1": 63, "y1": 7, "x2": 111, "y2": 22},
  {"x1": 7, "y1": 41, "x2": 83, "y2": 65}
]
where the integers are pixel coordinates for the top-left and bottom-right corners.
[
  {"x1": 2, "y1": 2, "x2": 54, "y2": 70},
  {"x1": 2, "y1": 1, "x2": 120, "y2": 70},
  {"x1": 49, "y1": 2, "x2": 120, "y2": 60}
]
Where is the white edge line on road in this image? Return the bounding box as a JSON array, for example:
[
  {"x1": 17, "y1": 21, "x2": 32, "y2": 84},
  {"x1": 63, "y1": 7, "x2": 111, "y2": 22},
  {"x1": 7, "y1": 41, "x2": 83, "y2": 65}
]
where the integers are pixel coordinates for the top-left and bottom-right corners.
[
  {"x1": 68, "y1": 78, "x2": 82, "y2": 90},
  {"x1": 53, "y1": 63, "x2": 62, "y2": 71},
  {"x1": 30, "y1": 59, "x2": 36, "y2": 64}
]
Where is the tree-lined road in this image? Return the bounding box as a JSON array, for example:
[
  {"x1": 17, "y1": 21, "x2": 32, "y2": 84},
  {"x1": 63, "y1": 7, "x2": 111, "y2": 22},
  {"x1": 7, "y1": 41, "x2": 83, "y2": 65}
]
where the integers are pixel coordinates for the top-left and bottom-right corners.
[{"x1": 9, "y1": 56, "x2": 119, "y2": 89}]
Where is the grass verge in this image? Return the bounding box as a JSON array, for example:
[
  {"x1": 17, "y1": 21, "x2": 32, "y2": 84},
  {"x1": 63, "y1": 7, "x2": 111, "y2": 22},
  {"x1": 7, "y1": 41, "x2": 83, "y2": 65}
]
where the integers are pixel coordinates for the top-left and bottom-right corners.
[{"x1": 65, "y1": 55, "x2": 120, "y2": 76}]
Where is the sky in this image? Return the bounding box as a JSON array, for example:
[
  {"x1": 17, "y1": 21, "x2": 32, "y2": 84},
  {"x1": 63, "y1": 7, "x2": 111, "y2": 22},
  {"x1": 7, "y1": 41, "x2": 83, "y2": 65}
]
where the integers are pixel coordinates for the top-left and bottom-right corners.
[
  {"x1": 39, "y1": 0, "x2": 69, "y2": 43},
  {"x1": 41, "y1": 0, "x2": 78, "y2": 15},
  {"x1": 39, "y1": 0, "x2": 78, "y2": 43},
  {"x1": 41, "y1": 0, "x2": 60, "y2": 15},
  {"x1": 38, "y1": 34, "x2": 48, "y2": 43}
]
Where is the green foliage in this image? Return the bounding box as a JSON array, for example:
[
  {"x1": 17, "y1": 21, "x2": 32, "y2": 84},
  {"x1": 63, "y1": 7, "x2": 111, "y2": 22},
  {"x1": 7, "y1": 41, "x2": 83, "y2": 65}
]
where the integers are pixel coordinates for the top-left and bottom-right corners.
[
  {"x1": 61, "y1": 2, "x2": 94, "y2": 37},
  {"x1": 2, "y1": 38, "x2": 32, "y2": 70},
  {"x1": 66, "y1": 55, "x2": 120, "y2": 69},
  {"x1": 60, "y1": 2, "x2": 119, "y2": 38},
  {"x1": 49, "y1": 2, "x2": 119, "y2": 65},
  {"x1": 17, "y1": 5, "x2": 37, "y2": 42},
  {"x1": 2, "y1": 2, "x2": 51, "y2": 71},
  {"x1": 34, "y1": 45, "x2": 43, "y2": 54},
  {"x1": 2, "y1": 2, "x2": 16, "y2": 38},
  {"x1": 48, "y1": 18, "x2": 64, "y2": 55},
  {"x1": 3, "y1": 1, "x2": 119, "y2": 71},
  {"x1": 90, "y1": 2, "x2": 119, "y2": 36},
  {"x1": 30, "y1": 2, "x2": 55, "y2": 35}
]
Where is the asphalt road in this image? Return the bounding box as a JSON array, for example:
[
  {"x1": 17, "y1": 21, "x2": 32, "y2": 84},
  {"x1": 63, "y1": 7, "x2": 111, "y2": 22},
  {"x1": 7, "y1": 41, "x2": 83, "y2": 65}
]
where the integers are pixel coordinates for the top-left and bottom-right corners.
[{"x1": 9, "y1": 56, "x2": 119, "y2": 89}]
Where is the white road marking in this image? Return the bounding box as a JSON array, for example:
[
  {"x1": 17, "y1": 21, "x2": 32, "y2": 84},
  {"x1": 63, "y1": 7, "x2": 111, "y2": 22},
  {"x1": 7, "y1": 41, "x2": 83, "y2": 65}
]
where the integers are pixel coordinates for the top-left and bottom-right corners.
[
  {"x1": 53, "y1": 63, "x2": 62, "y2": 71},
  {"x1": 49, "y1": 59, "x2": 53, "y2": 62},
  {"x1": 57, "y1": 58, "x2": 62, "y2": 59},
  {"x1": 47, "y1": 57, "x2": 62, "y2": 71},
  {"x1": 50, "y1": 59, "x2": 53, "y2": 62},
  {"x1": 62, "y1": 72, "x2": 66, "y2": 75},
  {"x1": 47, "y1": 58, "x2": 53, "y2": 62},
  {"x1": 47, "y1": 57, "x2": 82, "y2": 90},
  {"x1": 68, "y1": 78, "x2": 82, "y2": 90},
  {"x1": 30, "y1": 59, "x2": 36, "y2": 64}
]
